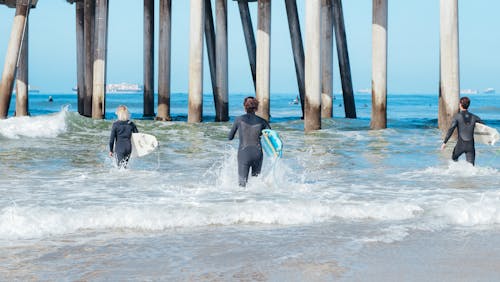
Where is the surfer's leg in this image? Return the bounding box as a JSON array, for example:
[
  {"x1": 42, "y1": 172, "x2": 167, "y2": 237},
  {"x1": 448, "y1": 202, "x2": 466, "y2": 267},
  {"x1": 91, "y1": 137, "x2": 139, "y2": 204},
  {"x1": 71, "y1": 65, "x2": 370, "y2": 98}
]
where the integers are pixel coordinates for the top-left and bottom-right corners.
[
  {"x1": 465, "y1": 151, "x2": 475, "y2": 166},
  {"x1": 237, "y1": 152, "x2": 250, "y2": 186},
  {"x1": 250, "y1": 152, "x2": 264, "y2": 177}
]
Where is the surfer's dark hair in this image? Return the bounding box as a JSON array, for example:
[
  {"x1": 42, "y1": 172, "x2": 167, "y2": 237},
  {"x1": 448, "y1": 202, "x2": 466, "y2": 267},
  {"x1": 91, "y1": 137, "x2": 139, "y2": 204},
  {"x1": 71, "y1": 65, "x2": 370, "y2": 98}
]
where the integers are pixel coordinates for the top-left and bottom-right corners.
[
  {"x1": 460, "y1": 97, "x2": 470, "y2": 109},
  {"x1": 244, "y1": 96, "x2": 259, "y2": 113}
]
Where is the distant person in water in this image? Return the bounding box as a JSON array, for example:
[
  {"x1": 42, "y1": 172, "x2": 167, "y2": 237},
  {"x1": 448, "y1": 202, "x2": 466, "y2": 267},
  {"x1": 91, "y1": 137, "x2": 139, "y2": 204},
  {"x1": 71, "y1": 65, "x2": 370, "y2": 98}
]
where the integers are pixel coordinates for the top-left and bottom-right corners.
[
  {"x1": 48, "y1": 96, "x2": 53, "y2": 102},
  {"x1": 109, "y1": 105, "x2": 138, "y2": 167},
  {"x1": 228, "y1": 97, "x2": 271, "y2": 187},
  {"x1": 441, "y1": 97, "x2": 483, "y2": 165}
]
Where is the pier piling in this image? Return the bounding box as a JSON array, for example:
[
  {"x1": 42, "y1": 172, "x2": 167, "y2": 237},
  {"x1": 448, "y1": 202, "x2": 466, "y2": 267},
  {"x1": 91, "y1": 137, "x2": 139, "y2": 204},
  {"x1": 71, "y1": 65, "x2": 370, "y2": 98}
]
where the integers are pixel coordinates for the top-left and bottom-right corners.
[
  {"x1": 321, "y1": 0, "x2": 333, "y2": 118},
  {"x1": 236, "y1": 0, "x2": 257, "y2": 90},
  {"x1": 0, "y1": 0, "x2": 30, "y2": 118},
  {"x1": 371, "y1": 0, "x2": 388, "y2": 129},
  {"x1": 188, "y1": 0, "x2": 205, "y2": 123},
  {"x1": 215, "y1": 0, "x2": 229, "y2": 122},
  {"x1": 157, "y1": 0, "x2": 172, "y2": 121},
  {"x1": 83, "y1": 0, "x2": 95, "y2": 117},
  {"x1": 439, "y1": 0, "x2": 459, "y2": 134},
  {"x1": 75, "y1": 0, "x2": 85, "y2": 115},
  {"x1": 304, "y1": 0, "x2": 322, "y2": 132},
  {"x1": 256, "y1": 0, "x2": 271, "y2": 121},
  {"x1": 143, "y1": 0, "x2": 155, "y2": 118},
  {"x1": 332, "y1": 0, "x2": 356, "y2": 118},
  {"x1": 92, "y1": 0, "x2": 108, "y2": 119},
  {"x1": 15, "y1": 18, "x2": 28, "y2": 117}
]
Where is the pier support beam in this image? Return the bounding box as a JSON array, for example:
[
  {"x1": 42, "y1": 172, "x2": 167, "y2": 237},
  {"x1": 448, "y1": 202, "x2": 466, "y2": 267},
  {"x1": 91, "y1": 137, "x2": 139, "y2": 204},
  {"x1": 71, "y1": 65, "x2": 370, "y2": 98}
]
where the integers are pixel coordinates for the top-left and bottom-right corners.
[
  {"x1": 439, "y1": 0, "x2": 459, "y2": 133},
  {"x1": 15, "y1": 19, "x2": 28, "y2": 117},
  {"x1": 204, "y1": 0, "x2": 217, "y2": 117},
  {"x1": 76, "y1": 0, "x2": 85, "y2": 115},
  {"x1": 284, "y1": 0, "x2": 305, "y2": 118},
  {"x1": 236, "y1": 1, "x2": 256, "y2": 90},
  {"x1": 0, "y1": 1, "x2": 30, "y2": 118},
  {"x1": 83, "y1": 0, "x2": 95, "y2": 117},
  {"x1": 256, "y1": 0, "x2": 271, "y2": 121},
  {"x1": 157, "y1": 0, "x2": 172, "y2": 121},
  {"x1": 216, "y1": 0, "x2": 229, "y2": 121},
  {"x1": 143, "y1": 0, "x2": 155, "y2": 118},
  {"x1": 92, "y1": 0, "x2": 108, "y2": 119},
  {"x1": 188, "y1": 0, "x2": 205, "y2": 123},
  {"x1": 321, "y1": 0, "x2": 333, "y2": 118},
  {"x1": 371, "y1": 0, "x2": 388, "y2": 129},
  {"x1": 304, "y1": 0, "x2": 322, "y2": 131},
  {"x1": 333, "y1": 0, "x2": 356, "y2": 118}
]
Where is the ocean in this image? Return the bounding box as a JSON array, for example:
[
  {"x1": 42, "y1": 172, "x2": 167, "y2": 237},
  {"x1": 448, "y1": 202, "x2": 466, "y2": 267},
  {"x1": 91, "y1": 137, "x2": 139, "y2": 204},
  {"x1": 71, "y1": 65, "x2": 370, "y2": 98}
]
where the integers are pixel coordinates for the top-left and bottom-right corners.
[{"x1": 1, "y1": 92, "x2": 500, "y2": 281}]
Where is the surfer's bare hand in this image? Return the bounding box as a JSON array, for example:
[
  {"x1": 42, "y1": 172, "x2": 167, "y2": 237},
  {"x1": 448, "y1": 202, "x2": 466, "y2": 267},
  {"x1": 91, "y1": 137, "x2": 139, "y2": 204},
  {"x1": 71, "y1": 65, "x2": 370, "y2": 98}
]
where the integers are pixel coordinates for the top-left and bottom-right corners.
[
  {"x1": 440, "y1": 143, "x2": 446, "y2": 150},
  {"x1": 109, "y1": 152, "x2": 113, "y2": 157}
]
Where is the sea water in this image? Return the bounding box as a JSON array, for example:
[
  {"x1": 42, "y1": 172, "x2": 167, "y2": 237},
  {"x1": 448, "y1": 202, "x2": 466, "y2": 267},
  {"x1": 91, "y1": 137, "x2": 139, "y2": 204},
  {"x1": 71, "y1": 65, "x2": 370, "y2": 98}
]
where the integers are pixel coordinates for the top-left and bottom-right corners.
[{"x1": 1, "y1": 92, "x2": 500, "y2": 281}]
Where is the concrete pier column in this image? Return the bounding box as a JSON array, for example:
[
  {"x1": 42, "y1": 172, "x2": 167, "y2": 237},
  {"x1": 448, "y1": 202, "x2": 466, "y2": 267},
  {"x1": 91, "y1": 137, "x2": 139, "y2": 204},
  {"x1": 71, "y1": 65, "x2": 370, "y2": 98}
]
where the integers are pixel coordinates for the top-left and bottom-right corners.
[
  {"x1": 216, "y1": 0, "x2": 229, "y2": 121},
  {"x1": 76, "y1": 0, "x2": 85, "y2": 115},
  {"x1": 157, "y1": 0, "x2": 172, "y2": 121},
  {"x1": 439, "y1": 0, "x2": 459, "y2": 133},
  {"x1": 92, "y1": 0, "x2": 108, "y2": 119},
  {"x1": 304, "y1": 0, "x2": 322, "y2": 132},
  {"x1": 371, "y1": 0, "x2": 388, "y2": 129},
  {"x1": 143, "y1": 0, "x2": 155, "y2": 118},
  {"x1": 15, "y1": 19, "x2": 29, "y2": 117},
  {"x1": 188, "y1": 0, "x2": 205, "y2": 123},
  {"x1": 321, "y1": 0, "x2": 333, "y2": 118},
  {"x1": 0, "y1": 1, "x2": 30, "y2": 118},
  {"x1": 333, "y1": 0, "x2": 356, "y2": 118},
  {"x1": 284, "y1": 0, "x2": 305, "y2": 118},
  {"x1": 256, "y1": 0, "x2": 271, "y2": 121},
  {"x1": 83, "y1": 0, "x2": 95, "y2": 117},
  {"x1": 236, "y1": 1, "x2": 256, "y2": 90}
]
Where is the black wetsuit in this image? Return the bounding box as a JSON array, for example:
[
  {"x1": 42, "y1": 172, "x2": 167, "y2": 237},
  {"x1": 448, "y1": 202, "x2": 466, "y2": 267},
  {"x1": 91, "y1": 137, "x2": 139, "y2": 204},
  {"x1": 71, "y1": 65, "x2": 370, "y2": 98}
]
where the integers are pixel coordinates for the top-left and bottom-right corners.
[
  {"x1": 109, "y1": 120, "x2": 138, "y2": 166},
  {"x1": 443, "y1": 110, "x2": 482, "y2": 165},
  {"x1": 228, "y1": 113, "x2": 271, "y2": 186}
]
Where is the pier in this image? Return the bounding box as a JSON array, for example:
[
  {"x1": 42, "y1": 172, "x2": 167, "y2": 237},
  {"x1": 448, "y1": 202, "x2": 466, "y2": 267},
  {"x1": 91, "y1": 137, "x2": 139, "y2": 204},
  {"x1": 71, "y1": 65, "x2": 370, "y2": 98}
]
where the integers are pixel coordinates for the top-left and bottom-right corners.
[{"x1": 0, "y1": 0, "x2": 461, "y2": 133}]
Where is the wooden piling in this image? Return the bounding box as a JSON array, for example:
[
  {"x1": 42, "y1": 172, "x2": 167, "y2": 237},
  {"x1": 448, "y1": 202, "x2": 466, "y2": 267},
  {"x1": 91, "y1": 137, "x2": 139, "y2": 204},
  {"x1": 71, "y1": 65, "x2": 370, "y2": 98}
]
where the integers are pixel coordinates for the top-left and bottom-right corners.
[
  {"x1": 332, "y1": 0, "x2": 356, "y2": 118},
  {"x1": 188, "y1": 0, "x2": 205, "y2": 123},
  {"x1": 215, "y1": 0, "x2": 229, "y2": 121},
  {"x1": 143, "y1": 0, "x2": 155, "y2": 117},
  {"x1": 439, "y1": 0, "x2": 459, "y2": 133},
  {"x1": 83, "y1": 0, "x2": 95, "y2": 117},
  {"x1": 371, "y1": 0, "x2": 387, "y2": 129},
  {"x1": 76, "y1": 0, "x2": 85, "y2": 115},
  {"x1": 256, "y1": 0, "x2": 271, "y2": 121},
  {"x1": 284, "y1": 0, "x2": 305, "y2": 118},
  {"x1": 204, "y1": 0, "x2": 218, "y2": 115},
  {"x1": 92, "y1": 0, "x2": 108, "y2": 119},
  {"x1": 15, "y1": 18, "x2": 28, "y2": 117},
  {"x1": 321, "y1": 0, "x2": 333, "y2": 118},
  {"x1": 236, "y1": 0, "x2": 256, "y2": 90},
  {"x1": 304, "y1": 0, "x2": 322, "y2": 131},
  {"x1": 0, "y1": 1, "x2": 29, "y2": 118},
  {"x1": 157, "y1": 0, "x2": 172, "y2": 121}
]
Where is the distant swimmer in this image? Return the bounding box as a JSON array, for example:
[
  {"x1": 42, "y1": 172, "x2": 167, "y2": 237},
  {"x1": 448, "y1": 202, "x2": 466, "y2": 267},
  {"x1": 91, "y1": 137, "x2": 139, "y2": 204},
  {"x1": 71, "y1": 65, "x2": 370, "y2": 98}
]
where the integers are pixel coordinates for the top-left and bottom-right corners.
[
  {"x1": 441, "y1": 97, "x2": 483, "y2": 165},
  {"x1": 228, "y1": 97, "x2": 271, "y2": 187},
  {"x1": 109, "y1": 105, "x2": 138, "y2": 168},
  {"x1": 48, "y1": 96, "x2": 53, "y2": 102}
]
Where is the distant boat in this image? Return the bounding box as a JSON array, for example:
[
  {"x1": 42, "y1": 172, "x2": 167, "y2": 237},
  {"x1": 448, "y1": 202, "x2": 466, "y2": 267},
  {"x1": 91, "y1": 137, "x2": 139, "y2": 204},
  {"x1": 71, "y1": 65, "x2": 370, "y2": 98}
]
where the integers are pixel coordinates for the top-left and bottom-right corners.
[
  {"x1": 483, "y1": 88, "x2": 495, "y2": 94},
  {"x1": 460, "y1": 89, "x2": 478, "y2": 95}
]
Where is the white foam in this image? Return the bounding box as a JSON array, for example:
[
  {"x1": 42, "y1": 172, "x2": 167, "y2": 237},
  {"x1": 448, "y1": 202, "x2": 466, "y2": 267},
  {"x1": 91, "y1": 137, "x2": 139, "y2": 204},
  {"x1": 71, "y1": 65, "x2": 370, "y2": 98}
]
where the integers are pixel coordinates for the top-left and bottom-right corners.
[
  {"x1": 0, "y1": 106, "x2": 68, "y2": 139},
  {"x1": 437, "y1": 193, "x2": 500, "y2": 226}
]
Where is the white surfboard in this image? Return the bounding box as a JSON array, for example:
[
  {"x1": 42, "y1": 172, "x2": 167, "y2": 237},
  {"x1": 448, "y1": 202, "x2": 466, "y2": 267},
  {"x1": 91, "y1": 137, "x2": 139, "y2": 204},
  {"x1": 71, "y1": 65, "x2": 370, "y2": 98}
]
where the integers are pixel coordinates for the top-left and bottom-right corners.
[
  {"x1": 474, "y1": 123, "x2": 500, "y2": 146},
  {"x1": 131, "y1": 133, "x2": 159, "y2": 157}
]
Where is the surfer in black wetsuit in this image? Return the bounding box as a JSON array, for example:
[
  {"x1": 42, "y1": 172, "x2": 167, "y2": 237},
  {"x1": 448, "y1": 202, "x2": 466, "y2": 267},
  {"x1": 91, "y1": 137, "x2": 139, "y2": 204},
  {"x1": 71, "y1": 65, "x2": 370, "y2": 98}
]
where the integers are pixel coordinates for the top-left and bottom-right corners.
[
  {"x1": 441, "y1": 97, "x2": 482, "y2": 165},
  {"x1": 109, "y1": 105, "x2": 138, "y2": 167},
  {"x1": 228, "y1": 97, "x2": 271, "y2": 187}
]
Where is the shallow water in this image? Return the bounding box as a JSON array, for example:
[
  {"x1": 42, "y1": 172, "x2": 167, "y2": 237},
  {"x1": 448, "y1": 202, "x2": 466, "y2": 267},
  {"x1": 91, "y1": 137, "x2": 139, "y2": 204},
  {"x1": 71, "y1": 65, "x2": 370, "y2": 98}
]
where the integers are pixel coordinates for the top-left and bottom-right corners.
[{"x1": 1, "y1": 93, "x2": 500, "y2": 280}]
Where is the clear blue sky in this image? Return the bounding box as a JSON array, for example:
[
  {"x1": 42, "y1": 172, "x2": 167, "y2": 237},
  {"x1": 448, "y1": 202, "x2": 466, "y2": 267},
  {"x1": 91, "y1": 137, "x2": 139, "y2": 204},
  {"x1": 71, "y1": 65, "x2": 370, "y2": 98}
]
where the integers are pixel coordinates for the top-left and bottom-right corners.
[{"x1": 0, "y1": 0, "x2": 499, "y2": 94}]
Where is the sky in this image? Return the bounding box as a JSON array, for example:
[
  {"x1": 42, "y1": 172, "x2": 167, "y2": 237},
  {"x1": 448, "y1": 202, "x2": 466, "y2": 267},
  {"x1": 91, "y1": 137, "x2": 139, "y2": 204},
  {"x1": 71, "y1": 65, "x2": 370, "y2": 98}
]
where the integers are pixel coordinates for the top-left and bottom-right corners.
[{"x1": 0, "y1": 0, "x2": 499, "y2": 94}]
